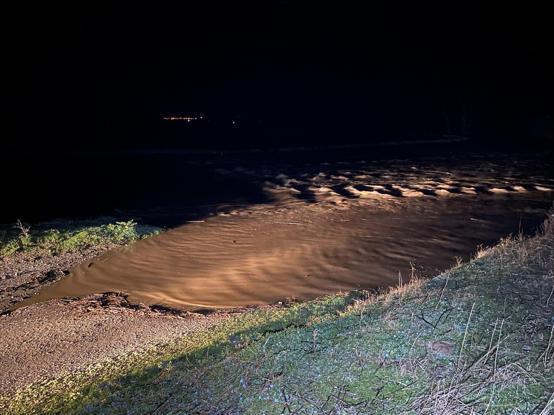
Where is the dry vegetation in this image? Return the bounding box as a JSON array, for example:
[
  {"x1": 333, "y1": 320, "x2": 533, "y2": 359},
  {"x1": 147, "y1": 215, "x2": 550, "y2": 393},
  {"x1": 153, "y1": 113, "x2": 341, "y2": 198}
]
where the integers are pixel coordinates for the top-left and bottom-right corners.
[{"x1": 1, "y1": 214, "x2": 554, "y2": 414}]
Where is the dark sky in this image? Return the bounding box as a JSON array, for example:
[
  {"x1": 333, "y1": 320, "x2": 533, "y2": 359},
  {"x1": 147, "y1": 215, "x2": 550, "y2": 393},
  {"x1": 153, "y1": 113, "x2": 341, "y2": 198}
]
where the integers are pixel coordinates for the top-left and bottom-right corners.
[{"x1": 3, "y1": 1, "x2": 554, "y2": 150}]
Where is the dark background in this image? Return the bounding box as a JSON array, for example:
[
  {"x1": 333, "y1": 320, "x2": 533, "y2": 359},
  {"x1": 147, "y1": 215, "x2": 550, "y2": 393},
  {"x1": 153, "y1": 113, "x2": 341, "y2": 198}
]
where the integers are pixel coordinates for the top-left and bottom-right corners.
[
  {"x1": 2, "y1": 1, "x2": 554, "y2": 224},
  {"x1": 3, "y1": 1, "x2": 554, "y2": 152}
]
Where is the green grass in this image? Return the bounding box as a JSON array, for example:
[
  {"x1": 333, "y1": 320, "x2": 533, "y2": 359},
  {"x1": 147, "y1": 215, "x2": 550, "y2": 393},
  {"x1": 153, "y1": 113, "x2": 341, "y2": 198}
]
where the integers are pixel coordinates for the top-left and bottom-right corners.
[
  {"x1": 0, "y1": 218, "x2": 160, "y2": 257},
  {"x1": 2, "y1": 218, "x2": 554, "y2": 414}
]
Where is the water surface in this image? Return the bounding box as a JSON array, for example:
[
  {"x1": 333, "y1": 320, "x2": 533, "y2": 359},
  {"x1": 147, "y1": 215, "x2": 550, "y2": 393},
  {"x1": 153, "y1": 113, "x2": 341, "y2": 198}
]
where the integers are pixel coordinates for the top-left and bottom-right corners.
[{"x1": 24, "y1": 157, "x2": 554, "y2": 310}]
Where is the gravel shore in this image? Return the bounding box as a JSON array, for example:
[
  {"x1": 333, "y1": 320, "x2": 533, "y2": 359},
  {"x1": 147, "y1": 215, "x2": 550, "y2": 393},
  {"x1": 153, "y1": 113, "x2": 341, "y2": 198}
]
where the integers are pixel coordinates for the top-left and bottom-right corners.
[{"x1": 0, "y1": 293, "x2": 230, "y2": 396}]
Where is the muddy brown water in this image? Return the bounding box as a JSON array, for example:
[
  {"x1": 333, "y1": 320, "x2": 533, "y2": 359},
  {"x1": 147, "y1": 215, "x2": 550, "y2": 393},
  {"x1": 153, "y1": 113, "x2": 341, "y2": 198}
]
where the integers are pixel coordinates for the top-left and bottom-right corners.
[
  {"x1": 23, "y1": 184, "x2": 553, "y2": 311},
  {"x1": 14, "y1": 157, "x2": 554, "y2": 311}
]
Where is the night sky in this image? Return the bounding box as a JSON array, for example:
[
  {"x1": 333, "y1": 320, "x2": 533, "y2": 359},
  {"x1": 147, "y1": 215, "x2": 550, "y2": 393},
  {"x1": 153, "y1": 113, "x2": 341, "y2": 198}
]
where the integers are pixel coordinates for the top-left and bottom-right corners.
[{"x1": 3, "y1": 1, "x2": 554, "y2": 151}]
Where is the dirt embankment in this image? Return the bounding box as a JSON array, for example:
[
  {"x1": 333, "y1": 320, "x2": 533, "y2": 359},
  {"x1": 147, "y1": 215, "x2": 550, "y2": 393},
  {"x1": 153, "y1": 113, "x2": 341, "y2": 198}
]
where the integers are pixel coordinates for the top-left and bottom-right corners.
[{"x1": 0, "y1": 246, "x2": 115, "y2": 312}]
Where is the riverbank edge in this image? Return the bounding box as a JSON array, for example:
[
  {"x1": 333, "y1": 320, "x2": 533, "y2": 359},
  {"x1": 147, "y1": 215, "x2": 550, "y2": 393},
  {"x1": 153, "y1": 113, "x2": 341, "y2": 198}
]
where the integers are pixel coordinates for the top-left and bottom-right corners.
[{"x1": 1, "y1": 211, "x2": 553, "y2": 413}]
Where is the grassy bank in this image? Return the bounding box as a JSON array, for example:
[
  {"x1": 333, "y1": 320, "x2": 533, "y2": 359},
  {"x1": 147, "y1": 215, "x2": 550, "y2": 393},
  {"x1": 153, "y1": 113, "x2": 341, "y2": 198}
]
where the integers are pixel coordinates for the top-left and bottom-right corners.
[
  {"x1": 0, "y1": 218, "x2": 161, "y2": 312},
  {"x1": 0, "y1": 218, "x2": 160, "y2": 257},
  {"x1": 3, "y1": 217, "x2": 554, "y2": 414}
]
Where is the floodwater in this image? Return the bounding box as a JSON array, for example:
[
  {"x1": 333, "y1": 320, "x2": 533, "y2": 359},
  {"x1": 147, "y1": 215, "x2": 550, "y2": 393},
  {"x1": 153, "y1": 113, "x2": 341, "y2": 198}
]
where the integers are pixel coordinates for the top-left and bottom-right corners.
[{"x1": 23, "y1": 157, "x2": 554, "y2": 310}]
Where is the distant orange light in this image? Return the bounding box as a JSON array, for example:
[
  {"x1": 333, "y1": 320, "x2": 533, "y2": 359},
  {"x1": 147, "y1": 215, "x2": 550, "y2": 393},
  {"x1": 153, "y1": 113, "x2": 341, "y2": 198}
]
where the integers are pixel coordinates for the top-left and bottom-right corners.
[{"x1": 162, "y1": 115, "x2": 204, "y2": 121}]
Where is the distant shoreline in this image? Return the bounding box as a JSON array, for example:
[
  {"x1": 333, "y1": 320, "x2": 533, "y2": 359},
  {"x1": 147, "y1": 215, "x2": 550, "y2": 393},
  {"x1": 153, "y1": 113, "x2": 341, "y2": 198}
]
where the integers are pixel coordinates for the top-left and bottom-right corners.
[{"x1": 6, "y1": 135, "x2": 471, "y2": 158}]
